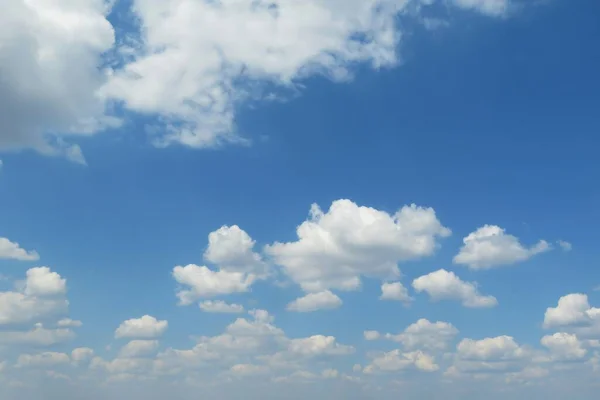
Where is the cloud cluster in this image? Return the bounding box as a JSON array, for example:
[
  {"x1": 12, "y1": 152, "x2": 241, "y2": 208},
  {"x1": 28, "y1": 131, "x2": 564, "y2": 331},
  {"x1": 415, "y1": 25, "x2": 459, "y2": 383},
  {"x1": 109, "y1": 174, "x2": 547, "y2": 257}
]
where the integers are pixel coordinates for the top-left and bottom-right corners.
[
  {"x1": 0, "y1": 0, "x2": 512, "y2": 162},
  {"x1": 266, "y1": 200, "x2": 450, "y2": 293},
  {"x1": 0, "y1": 267, "x2": 79, "y2": 348}
]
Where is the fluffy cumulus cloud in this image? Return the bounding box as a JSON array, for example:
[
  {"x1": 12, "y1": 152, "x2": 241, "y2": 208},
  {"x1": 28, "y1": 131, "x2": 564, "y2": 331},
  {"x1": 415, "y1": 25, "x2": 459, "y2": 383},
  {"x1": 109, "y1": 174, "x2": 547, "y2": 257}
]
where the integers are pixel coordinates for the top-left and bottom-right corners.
[
  {"x1": 173, "y1": 264, "x2": 255, "y2": 304},
  {"x1": 456, "y1": 336, "x2": 528, "y2": 361},
  {"x1": 172, "y1": 225, "x2": 266, "y2": 305},
  {"x1": 199, "y1": 300, "x2": 245, "y2": 314},
  {"x1": 0, "y1": 267, "x2": 69, "y2": 326},
  {"x1": 446, "y1": 335, "x2": 533, "y2": 377},
  {"x1": 453, "y1": 225, "x2": 550, "y2": 270},
  {"x1": 384, "y1": 318, "x2": 459, "y2": 351},
  {"x1": 114, "y1": 315, "x2": 168, "y2": 339},
  {"x1": 541, "y1": 333, "x2": 587, "y2": 361},
  {"x1": 266, "y1": 200, "x2": 450, "y2": 293},
  {"x1": 204, "y1": 225, "x2": 268, "y2": 277},
  {"x1": 0, "y1": 237, "x2": 39, "y2": 261},
  {"x1": 412, "y1": 269, "x2": 497, "y2": 308},
  {"x1": 543, "y1": 294, "x2": 600, "y2": 336},
  {"x1": 380, "y1": 281, "x2": 413, "y2": 303},
  {"x1": 286, "y1": 290, "x2": 342, "y2": 312}
]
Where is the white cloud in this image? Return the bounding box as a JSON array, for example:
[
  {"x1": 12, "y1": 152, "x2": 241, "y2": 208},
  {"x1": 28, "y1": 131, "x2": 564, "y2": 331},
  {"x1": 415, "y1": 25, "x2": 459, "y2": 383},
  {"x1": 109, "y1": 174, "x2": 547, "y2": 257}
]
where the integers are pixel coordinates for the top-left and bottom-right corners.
[
  {"x1": 115, "y1": 315, "x2": 168, "y2": 339},
  {"x1": 99, "y1": 0, "x2": 410, "y2": 149},
  {"x1": 0, "y1": 0, "x2": 516, "y2": 160},
  {"x1": 456, "y1": 336, "x2": 527, "y2": 361},
  {"x1": 364, "y1": 350, "x2": 439, "y2": 373},
  {"x1": 16, "y1": 352, "x2": 70, "y2": 368},
  {"x1": 57, "y1": 318, "x2": 83, "y2": 328},
  {"x1": 452, "y1": 0, "x2": 510, "y2": 17},
  {"x1": 0, "y1": 267, "x2": 69, "y2": 325},
  {"x1": 453, "y1": 225, "x2": 550, "y2": 270},
  {"x1": 385, "y1": 318, "x2": 459, "y2": 351},
  {"x1": 0, "y1": 237, "x2": 39, "y2": 261},
  {"x1": 364, "y1": 331, "x2": 381, "y2": 341},
  {"x1": 380, "y1": 281, "x2": 413, "y2": 303},
  {"x1": 71, "y1": 348, "x2": 95, "y2": 365},
  {"x1": 119, "y1": 340, "x2": 160, "y2": 358},
  {"x1": 0, "y1": 325, "x2": 75, "y2": 346},
  {"x1": 99, "y1": 0, "x2": 511, "y2": 150},
  {"x1": 412, "y1": 269, "x2": 497, "y2": 308},
  {"x1": 173, "y1": 264, "x2": 255, "y2": 305},
  {"x1": 286, "y1": 291, "x2": 342, "y2": 312},
  {"x1": 543, "y1": 294, "x2": 599, "y2": 329},
  {"x1": 0, "y1": 0, "x2": 115, "y2": 161},
  {"x1": 24, "y1": 267, "x2": 67, "y2": 296},
  {"x1": 287, "y1": 335, "x2": 354, "y2": 357},
  {"x1": 148, "y1": 309, "x2": 354, "y2": 379},
  {"x1": 173, "y1": 226, "x2": 268, "y2": 306},
  {"x1": 557, "y1": 240, "x2": 572, "y2": 252},
  {"x1": 540, "y1": 333, "x2": 587, "y2": 361},
  {"x1": 199, "y1": 300, "x2": 245, "y2": 314},
  {"x1": 204, "y1": 225, "x2": 268, "y2": 277},
  {"x1": 266, "y1": 200, "x2": 450, "y2": 293}
]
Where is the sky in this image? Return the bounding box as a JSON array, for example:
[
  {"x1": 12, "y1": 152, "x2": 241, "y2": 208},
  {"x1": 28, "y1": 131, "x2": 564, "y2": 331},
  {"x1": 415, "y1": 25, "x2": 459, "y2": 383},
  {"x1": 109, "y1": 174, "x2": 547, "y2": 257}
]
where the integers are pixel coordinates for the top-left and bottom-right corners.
[{"x1": 1, "y1": 0, "x2": 600, "y2": 398}]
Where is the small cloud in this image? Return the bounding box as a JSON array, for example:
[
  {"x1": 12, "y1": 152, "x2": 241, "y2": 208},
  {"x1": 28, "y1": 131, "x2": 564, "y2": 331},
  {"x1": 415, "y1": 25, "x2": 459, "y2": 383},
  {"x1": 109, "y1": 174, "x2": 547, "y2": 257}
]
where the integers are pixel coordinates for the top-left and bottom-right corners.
[
  {"x1": 594, "y1": 285, "x2": 600, "y2": 292},
  {"x1": 557, "y1": 240, "x2": 572, "y2": 252}
]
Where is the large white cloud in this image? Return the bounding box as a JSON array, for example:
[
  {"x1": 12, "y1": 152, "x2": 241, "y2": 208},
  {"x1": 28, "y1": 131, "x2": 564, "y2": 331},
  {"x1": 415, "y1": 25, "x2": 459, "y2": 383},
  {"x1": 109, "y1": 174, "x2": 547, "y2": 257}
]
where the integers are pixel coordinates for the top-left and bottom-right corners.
[
  {"x1": 266, "y1": 199, "x2": 451, "y2": 293},
  {"x1": 115, "y1": 315, "x2": 168, "y2": 339},
  {"x1": 100, "y1": 0, "x2": 506, "y2": 149},
  {"x1": 0, "y1": 267, "x2": 69, "y2": 326},
  {"x1": 543, "y1": 294, "x2": 600, "y2": 336},
  {"x1": 0, "y1": 0, "x2": 116, "y2": 161},
  {"x1": 0, "y1": 237, "x2": 39, "y2": 261},
  {"x1": 540, "y1": 333, "x2": 587, "y2": 362},
  {"x1": 453, "y1": 225, "x2": 550, "y2": 270},
  {"x1": 0, "y1": 0, "x2": 513, "y2": 162},
  {"x1": 412, "y1": 269, "x2": 497, "y2": 308}
]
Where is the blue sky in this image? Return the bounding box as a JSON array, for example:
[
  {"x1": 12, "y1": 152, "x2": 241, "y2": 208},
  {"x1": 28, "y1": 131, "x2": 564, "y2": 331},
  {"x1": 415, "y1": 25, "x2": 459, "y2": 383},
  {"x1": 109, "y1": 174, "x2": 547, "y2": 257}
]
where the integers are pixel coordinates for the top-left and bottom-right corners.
[{"x1": 1, "y1": 0, "x2": 600, "y2": 398}]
